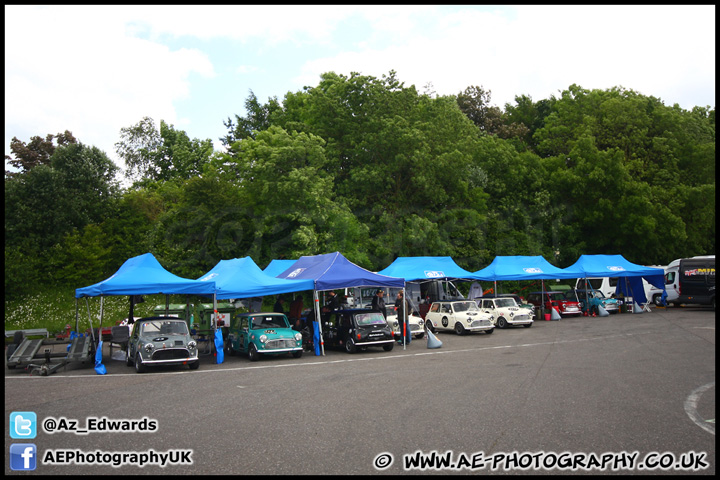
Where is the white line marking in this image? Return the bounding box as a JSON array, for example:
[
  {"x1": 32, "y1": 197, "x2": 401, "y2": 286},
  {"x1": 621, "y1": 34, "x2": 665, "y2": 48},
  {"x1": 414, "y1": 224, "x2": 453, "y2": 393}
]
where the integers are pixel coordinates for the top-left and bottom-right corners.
[
  {"x1": 684, "y1": 381, "x2": 716, "y2": 436},
  {"x1": 5, "y1": 332, "x2": 634, "y2": 379}
]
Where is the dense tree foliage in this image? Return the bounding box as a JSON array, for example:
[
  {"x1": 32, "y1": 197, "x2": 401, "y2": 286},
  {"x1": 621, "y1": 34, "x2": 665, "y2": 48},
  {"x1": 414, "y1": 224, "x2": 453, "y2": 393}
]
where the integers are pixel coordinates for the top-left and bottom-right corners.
[{"x1": 4, "y1": 73, "x2": 715, "y2": 301}]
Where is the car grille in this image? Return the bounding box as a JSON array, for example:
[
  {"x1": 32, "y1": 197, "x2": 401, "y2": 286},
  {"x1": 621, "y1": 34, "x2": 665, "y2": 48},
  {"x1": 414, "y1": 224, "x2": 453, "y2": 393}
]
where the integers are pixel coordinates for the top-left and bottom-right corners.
[
  {"x1": 514, "y1": 314, "x2": 530, "y2": 321},
  {"x1": 264, "y1": 339, "x2": 297, "y2": 350},
  {"x1": 152, "y1": 348, "x2": 190, "y2": 360},
  {"x1": 471, "y1": 320, "x2": 492, "y2": 327},
  {"x1": 410, "y1": 323, "x2": 422, "y2": 331}
]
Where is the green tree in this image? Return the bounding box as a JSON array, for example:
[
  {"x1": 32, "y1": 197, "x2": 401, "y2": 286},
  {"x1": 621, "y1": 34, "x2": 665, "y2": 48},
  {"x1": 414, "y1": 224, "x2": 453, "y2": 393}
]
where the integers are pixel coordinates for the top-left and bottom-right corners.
[{"x1": 116, "y1": 117, "x2": 215, "y2": 183}]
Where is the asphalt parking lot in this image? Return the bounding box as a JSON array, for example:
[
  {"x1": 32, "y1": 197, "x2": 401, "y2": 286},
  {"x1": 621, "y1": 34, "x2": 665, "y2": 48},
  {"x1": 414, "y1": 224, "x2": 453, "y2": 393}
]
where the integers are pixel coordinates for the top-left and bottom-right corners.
[{"x1": 5, "y1": 306, "x2": 715, "y2": 475}]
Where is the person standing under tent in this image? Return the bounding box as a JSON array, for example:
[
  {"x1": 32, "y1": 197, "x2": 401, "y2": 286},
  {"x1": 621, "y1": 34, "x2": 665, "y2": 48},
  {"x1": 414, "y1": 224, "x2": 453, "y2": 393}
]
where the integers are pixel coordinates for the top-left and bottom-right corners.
[
  {"x1": 371, "y1": 289, "x2": 387, "y2": 319},
  {"x1": 395, "y1": 291, "x2": 410, "y2": 345}
]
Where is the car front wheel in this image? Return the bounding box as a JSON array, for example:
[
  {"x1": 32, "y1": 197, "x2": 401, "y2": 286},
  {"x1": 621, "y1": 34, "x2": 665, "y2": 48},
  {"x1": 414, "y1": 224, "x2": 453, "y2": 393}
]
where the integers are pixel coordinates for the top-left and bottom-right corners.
[
  {"x1": 485, "y1": 328, "x2": 494, "y2": 335},
  {"x1": 188, "y1": 360, "x2": 200, "y2": 370},
  {"x1": 454, "y1": 323, "x2": 466, "y2": 335},
  {"x1": 345, "y1": 338, "x2": 357, "y2": 353},
  {"x1": 425, "y1": 320, "x2": 435, "y2": 334},
  {"x1": 126, "y1": 348, "x2": 133, "y2": 366},
  {"x1": 248, "y1": 343, "x2": 260, "y2": 362},
  {"x1": 497, "y1": 317, "x2": 508, "y2": 329},
  {"x1": 134, "y1": 353, "x2": 146, "y2": 373}
]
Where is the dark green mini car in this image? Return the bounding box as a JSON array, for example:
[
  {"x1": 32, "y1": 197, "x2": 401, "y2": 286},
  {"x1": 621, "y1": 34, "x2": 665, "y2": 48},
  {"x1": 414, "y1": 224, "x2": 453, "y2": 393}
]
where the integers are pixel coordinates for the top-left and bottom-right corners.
[{"x1": 226, "y1": 312, "x2": 303, "y2": 361}]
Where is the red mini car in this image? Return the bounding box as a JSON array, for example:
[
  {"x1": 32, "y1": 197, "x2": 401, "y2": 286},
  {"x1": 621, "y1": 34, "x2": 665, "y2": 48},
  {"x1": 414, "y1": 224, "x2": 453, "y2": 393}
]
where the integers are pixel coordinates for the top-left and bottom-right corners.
[{"x1": 526, "y1": 291, "x2": 582, "y2": 317}]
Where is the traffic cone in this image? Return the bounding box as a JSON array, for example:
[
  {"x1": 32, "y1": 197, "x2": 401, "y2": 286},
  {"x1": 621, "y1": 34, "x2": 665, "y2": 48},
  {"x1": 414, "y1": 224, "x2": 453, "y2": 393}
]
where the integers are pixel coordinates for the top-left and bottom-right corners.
[
  {"x1": 426, "y1": 329, "x2": 442, "y2": 349},
  {"x1": 550, "y1": 307, "x2": 562, "y2": 321},
  {"x1": 633, "y1": 302, "x2": 643, "y2": 314},
  {"x1": 597, "y1": 305, "x2": 609, "y2": 317}
]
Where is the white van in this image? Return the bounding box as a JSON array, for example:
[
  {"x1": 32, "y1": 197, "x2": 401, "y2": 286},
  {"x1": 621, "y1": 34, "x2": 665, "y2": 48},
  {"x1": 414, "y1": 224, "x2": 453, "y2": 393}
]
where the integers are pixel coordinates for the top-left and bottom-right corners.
[{"x1": 664, "y1": 255, "x2": 715, "y2": 307}]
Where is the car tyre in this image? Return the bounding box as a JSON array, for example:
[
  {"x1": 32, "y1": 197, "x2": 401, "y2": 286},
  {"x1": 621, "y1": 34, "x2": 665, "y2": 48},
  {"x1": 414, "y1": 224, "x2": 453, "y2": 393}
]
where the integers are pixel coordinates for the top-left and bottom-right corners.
[
  {"x1": 425, "y1": 320, "x2": 435, "y2": 334},
  {"x1": 523, "y1": 322, "x2": 533, "y2": 328},
  {"x1": 188, "y1": 360, "x2": 200, "y2": 370},
  {"x1": 383, "y1": 342, "x2": 394, "y2": 352},
  {"x1": 485, "y1": 328, "x2": 494, "y2": 335},
  {"x1": 292, "y1": 350, "x2": 303, "y2": 358},
  {"x1": 345, "y1": 338, "x2": 357, "y2": 353},
  {"x1": 454, "y1": 322, "x2": 466, "y2": 335},
  {"x1": 224, "y1": 341, "x2": 234, "y2": 356},
  {"x1": 125, "y1": 348, "x2": 133, "y2": 366},
  {"x1": 248, "y1": 343, "x2": 260, "y2": 362},
  {"x1": 134, "y1": 353, "x2": 146, "y2": 373},
  {"x1": 497, "y1": 317, "x2": 508, "y2": 329}
]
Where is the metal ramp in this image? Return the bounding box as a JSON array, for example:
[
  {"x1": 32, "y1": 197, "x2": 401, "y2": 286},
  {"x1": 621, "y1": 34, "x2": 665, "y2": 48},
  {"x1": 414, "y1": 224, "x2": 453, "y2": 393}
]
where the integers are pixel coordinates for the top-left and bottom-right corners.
[
  {"x1": 7, "y1": 334, "x2": 94, "y2": 374},
  {"x1": 7, "y1": 338, "x2": 45, "y2": 367},
  {"x1": 66, "y1": 335, "x2": 92, "y2": 362}
]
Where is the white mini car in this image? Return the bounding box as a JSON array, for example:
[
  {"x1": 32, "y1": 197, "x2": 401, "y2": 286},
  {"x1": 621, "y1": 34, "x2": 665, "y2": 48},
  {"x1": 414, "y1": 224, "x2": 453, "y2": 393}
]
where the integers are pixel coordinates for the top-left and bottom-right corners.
[
  {"x1": 385, "y1": 306, "x2": 426, "y2": 339},
  {"x1": 478, "y1": 297, "x2": 534, "y2": 328},
  {"x1": 424, "y1": 301, "x2": 495, "y2": 335}
]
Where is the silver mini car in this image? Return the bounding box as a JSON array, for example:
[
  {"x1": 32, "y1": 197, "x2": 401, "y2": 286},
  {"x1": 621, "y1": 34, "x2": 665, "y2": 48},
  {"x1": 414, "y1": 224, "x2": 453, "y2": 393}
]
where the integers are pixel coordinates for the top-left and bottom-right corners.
[{"x1": 126, "y1": 317, "x2": 199, "y2": 373}]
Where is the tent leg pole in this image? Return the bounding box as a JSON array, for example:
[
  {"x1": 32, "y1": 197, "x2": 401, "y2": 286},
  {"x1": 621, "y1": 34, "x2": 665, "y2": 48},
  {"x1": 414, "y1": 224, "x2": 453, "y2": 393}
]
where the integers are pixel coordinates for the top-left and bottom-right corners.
[{"x1": 314, "y1": 291, "x2": 325, "y2": 356}]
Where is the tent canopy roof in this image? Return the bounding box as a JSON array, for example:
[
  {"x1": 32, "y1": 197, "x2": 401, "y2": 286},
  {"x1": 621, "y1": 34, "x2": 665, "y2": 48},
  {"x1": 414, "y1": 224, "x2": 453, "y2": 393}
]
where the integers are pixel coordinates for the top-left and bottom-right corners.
[
  {"x1": 377, "y1": 256, "x2": 478, "y2": 282},
  {"x1": 198, "y1": 257, "x2": 313, "y2": 299},
  {"x1": 562, "y1": 254, "x2": 664, "y2": 279},
  {"x1": 276, "y1": 252, "x2": 405, "y2": 291},
  {"x1": 75, "y1": 253, "x2": 216, "y2": 298},
  {"x1": 263, "y1": 259, "x2": 298, "y2": 278},
  {"x1": 473, "y1": 255, "x2": 577, "y2": 281}
]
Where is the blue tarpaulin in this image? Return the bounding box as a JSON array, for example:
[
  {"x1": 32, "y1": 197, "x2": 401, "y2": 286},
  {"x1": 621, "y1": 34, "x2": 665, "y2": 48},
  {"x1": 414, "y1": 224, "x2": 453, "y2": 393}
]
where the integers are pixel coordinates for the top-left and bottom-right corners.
[
  {"x1": 263, "y1": 259, "x2": 299, "y2": 278},
  {"x1": 560, "y1": 254, "x2": 666, "y2": 306},
  {"x1": 198, "y1": 257, "x2": 313, "y2": 299},
  {"x1": 377, "y1": 256, "x2": 478, "y2": 281},
  {"x1": 473, "y1": 256, "x2": 579, "y2": 281},
  {"x1": 75, "y1": 253, "x2": 217, "y2": 298},
  {"x1": 275, "y1": 252, "x2": 405, "y2": 291}
]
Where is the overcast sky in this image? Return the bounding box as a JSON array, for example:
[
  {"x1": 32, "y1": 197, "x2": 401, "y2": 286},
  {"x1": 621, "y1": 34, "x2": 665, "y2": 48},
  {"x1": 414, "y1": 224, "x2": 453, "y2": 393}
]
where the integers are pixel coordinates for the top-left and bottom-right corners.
[{"x1": 5, "y1": 5, "x2": 716, "y2": 174}]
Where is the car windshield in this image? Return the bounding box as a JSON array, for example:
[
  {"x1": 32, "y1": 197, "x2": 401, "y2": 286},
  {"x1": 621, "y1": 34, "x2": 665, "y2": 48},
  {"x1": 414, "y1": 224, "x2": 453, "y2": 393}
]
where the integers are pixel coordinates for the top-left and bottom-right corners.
[
  {"x1": 355, "y1": 312, "x2": 387, "y2": 326},
  {"x1": 495, "y1": 298, "x2": 517, "y2": 308},
  {"x1": 140, "y1": 321, "x2": 188, "y2": 336},
  {"x1": 453, "y1": 302, "x2": 480, "y2": 312},
  {"x1": 250, "y1": 315, "x2": 290, "y2": 329},
  {"x1": 548, "y1": 293, "x2": 564, "y2": 301}
]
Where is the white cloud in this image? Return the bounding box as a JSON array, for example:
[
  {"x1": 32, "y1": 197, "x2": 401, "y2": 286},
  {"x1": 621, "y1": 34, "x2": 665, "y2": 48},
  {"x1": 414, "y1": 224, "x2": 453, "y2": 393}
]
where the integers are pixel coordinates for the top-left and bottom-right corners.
[
  {"x1": 5, "y1": 5, "x2": 214, "y2": 170},
  {"x1": 5, "y1": 4, "x2": 714, "y2": 177}
]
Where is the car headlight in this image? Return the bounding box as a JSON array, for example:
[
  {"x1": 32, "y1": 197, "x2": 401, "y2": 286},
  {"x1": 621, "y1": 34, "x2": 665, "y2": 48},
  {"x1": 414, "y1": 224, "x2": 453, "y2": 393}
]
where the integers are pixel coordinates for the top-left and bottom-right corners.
[
  {"x1": 295, "y1": 333, "x2": 302, "y2": 341},
  {"x1": 188, "y1": 340, "x2": 197, "y2": 349},
  {"x1": 259, "y1": 335, "x2": 267, "y2": 343},
  {"x1": 144, "y1": 343, "x2": 154, "y2": 353}
]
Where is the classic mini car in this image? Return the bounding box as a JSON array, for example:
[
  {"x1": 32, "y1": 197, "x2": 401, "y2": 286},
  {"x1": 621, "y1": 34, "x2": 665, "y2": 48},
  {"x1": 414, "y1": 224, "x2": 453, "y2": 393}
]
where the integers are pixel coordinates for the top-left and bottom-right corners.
[
  {"x1": 526, "y1": 291, "x2": 582, "y2": 317},
  {"x1": 424, "y1": 301, "x2": 495, "y2": 335},
  {"x1": 479, "y1": 297, "x2": 534, "y2": 328},
  {"x1": 567, "y1": 289, "x2": 620, "y2": 314},
  {"x1": 126, "y1": 317, "x2": 199, "y2": 373},
  {"x1": 385, "y1": 305, "x2": 426, "y2": 339},
  {"x1": 226, "y1": 312, "x2": 303, "y2": 361},
  {"x1": 480, "y1": 294, "x2": 536, "y2": 320},
  {"x1": 322, "y1": 309, "x2": 395, "y2": 353}
]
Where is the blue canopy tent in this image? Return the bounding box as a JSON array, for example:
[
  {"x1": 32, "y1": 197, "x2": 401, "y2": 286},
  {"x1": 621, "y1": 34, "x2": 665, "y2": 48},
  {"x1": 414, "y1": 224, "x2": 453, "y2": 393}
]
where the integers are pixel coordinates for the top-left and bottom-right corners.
[
  {"x1": 198, "y1": 257, "x2": 314, "y2": 299},
  {"x1": 472, "y1": 256, "x2": 580, "y2": 310},
  {"x1": 275, "y1": 252, "x2": 406, "y2": 355},
  {"x1": 472, "y1": 255, "x2": 578, "y2": 282},
  {"x1": 377, "y1": 256, "x2": 478, "y2": 281},
  {"x1": 561, "y1": 254, "x2": 666, "y2": 308},
  {"x1": 75, "y1": 252, "x2": 218, "y2": 368},
  {"x1": 263, "y1": 259, "x2": 298, "y2": 278}
]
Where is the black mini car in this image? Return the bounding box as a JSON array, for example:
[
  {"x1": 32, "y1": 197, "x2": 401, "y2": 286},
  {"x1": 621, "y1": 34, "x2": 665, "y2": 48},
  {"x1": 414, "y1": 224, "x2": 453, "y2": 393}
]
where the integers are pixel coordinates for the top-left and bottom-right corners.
[{"x1": 322, "y1": 309, "x2": 395, "y2": 353}]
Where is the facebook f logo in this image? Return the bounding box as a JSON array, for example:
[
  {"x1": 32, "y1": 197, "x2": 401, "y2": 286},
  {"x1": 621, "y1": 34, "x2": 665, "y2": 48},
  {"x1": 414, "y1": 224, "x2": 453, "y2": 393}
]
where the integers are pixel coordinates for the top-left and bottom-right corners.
[
  {"x1": 10, "y1": 411, "x2": 37, "y2": 439},
  {"x1": 10, "y1": 444, "x2": 37, "y2": 471}
]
